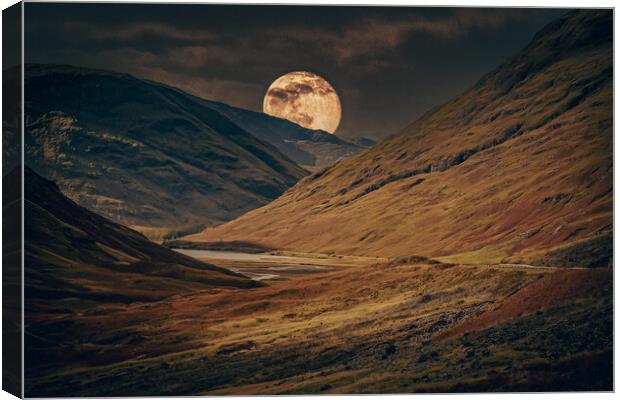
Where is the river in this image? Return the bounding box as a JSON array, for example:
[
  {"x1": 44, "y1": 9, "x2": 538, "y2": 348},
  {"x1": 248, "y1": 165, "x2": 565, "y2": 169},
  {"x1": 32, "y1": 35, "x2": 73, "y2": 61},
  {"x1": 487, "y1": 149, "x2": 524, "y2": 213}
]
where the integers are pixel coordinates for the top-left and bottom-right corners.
[{"x1": 172, "y1": 249, "x2": 334, "y2": 281}]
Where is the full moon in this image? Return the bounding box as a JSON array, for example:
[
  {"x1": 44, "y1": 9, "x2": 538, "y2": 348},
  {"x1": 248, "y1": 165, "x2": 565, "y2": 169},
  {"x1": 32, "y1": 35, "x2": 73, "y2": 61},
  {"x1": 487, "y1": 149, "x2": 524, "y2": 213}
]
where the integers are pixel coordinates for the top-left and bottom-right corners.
[{"x1": 263, "y1": 71, "x2": 341, "y2": 134}]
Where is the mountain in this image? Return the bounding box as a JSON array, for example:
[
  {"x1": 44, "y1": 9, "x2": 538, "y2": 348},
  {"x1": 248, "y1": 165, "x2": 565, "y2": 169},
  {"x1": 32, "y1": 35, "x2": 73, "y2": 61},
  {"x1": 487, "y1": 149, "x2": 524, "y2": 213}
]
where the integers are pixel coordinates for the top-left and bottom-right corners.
[
  {"x1": 350, "y1": 137, "x2": 377, "y2": 148},
  {"x1": 21, "y1": 165, "x2": 258, "y2": 312},
  {"x1": 204, "y1": 102, "x2": 364, "y2": 168},
  {"x1": 22, "y1": 165, "x2": 260, "y2": 384},
  {"x1": 337, "y1": 134, "x2": 377, "y2": 148},
  {"x1": 184, "y1": 10, "x2": 613, "y2": 267},
  {"x1": 14, "y1": 65, "x2": 358, "y2": 240}
]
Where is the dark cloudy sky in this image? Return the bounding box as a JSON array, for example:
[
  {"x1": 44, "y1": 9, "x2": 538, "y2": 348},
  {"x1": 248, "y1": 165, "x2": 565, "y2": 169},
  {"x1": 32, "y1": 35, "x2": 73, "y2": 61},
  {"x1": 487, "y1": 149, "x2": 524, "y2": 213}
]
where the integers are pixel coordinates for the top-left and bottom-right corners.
[{"x1": 24, "y1": 4, "x2": 566, "y2": 139}]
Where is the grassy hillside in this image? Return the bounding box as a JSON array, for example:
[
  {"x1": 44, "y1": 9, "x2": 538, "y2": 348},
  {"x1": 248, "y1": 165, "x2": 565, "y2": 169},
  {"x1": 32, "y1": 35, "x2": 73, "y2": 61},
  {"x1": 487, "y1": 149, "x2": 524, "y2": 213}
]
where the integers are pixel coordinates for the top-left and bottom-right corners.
[
  {"x1": 187, "y1": 10, "x2": 612, "y2": 266},
  {"x1": 25, "y1": 258, "x2": 612, "y2": 395},
  {"x1": 14, "y1": 65, "x2": 310, "y2": 239}
]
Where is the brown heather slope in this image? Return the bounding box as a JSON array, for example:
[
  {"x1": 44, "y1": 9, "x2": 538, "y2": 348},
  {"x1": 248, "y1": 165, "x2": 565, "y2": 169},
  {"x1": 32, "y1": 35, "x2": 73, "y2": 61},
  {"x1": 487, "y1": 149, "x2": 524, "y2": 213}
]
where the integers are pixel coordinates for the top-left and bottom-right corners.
[
  {"x1": 436, "y1": 268, "x2": 611, "y2": 341},
  {"x1": 25, "y1": 261, "x2": 612, "y2": 395},
  {"x1": 186, "y1": 10, "x2": 612, "y2": 266}
]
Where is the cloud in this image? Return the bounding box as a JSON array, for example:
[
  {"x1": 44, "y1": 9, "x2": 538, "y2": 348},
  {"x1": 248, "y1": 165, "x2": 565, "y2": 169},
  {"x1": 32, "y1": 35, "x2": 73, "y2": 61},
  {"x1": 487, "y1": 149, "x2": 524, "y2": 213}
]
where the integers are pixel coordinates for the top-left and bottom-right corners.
[
  {"x1": 76, "y1": 46, "x2": 264, "y2": 110},
  {"x1": 275, "y1": 9, "x2": 534, "y2": 64},
  {"x1": 125, "y1": 65, "x2": 265, "y2": 110},
  {"x1": 77, "y1": 22, "x2": 217, "y2": 42},
  {"x1": 26, "y1": 7, "x2": 551, "y2": 116},
  {"x1": 164, "y1": 45, "x2": 290, "y2": 71},
  {"x1": 52, "y1": 9, "x2": 530, "y2": 70}
]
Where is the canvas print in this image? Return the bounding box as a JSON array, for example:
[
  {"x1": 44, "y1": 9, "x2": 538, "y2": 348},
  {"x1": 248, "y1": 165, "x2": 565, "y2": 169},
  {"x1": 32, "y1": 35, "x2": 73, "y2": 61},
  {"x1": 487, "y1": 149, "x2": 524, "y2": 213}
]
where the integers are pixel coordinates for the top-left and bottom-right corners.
[{"x1": 1, "y1": 3, "x2": 613, "y2": 396}]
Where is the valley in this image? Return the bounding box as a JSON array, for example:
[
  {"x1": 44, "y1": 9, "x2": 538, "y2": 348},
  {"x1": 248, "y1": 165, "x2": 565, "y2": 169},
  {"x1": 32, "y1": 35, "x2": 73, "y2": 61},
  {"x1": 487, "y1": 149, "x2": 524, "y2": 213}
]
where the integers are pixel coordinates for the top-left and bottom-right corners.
[
  {"x1": 20, "y1": 160, "x2": 613, "y2": 395},
  {"x1": 24, "y1": 250, "x2": 612, "y2": 396}
]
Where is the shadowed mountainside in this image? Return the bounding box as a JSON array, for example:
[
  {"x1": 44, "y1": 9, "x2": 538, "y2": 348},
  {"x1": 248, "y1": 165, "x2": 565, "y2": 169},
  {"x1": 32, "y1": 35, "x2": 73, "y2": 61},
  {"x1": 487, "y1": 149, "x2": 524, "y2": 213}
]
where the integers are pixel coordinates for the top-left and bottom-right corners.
[
  {"x1": 13, "y1": 65, "x2": 359, "y2": 240},
  {"x1": 187, "y1": 10, "x2": 613, "y2": 267},
  {"x1": 21, "y1": 165, "x2": 263, "y2": 386},
  {"x1": 21, "y1": 165, "x2": 259, "y2": 307}
]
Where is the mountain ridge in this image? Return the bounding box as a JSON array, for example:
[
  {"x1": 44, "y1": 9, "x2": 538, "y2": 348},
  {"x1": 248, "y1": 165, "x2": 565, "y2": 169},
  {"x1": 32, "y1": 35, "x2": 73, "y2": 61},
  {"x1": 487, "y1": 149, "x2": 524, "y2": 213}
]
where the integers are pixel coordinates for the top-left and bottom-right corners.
[
  {"x1": 17, "y1": 64, "x2": 365, "y2": 239},
  {"x1": 23, "y1": 63, "x2": 363, "y2": 167},
  {"x1": 184, "y1": 9, "x2": 613, "y2": 266},
  {"x1": 16, "y1": 64, "x2": 310, "y2": 239}
]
